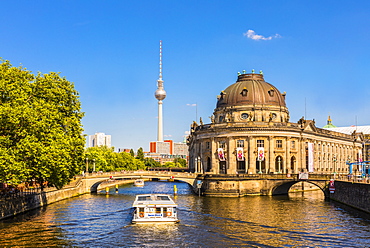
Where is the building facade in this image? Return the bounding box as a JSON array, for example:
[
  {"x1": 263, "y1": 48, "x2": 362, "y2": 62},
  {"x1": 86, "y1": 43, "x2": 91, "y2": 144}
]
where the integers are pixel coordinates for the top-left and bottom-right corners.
[
  {"x1": 324, "y1": 125, "x2": 370, "y2": 166},
  {"x1": 147, "y1": 140, "x2": 188, "y2": 165},
  {"x1": 187, "y1": 72, "x2": 364, "y2": 175},
  {"x1": 88, "y1": 132, "x2": 112, "y2": 148}
]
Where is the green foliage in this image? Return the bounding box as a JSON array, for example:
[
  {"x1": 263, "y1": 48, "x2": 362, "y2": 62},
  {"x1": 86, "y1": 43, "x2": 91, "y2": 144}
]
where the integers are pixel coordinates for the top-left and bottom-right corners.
[
  {"x1": 173, "y1": 158, "x2": 187, "y2": 167},
  {"x1": 144, "y1": 158, "x2": 160, "y2": 167},
  {"x1": 129, "y1": 149, "x2": 135, "y2": 157},
  {"x1": 164, "y1": 162, "x2": 176, "y2": 168},
  {"x1": 85, "y1": 146, "x2": 146, "y2": 172},
  {"x1": 136, "y1": 147, "x2": 144, "y2": 161},
  {"x1": 0, "y1": 59, "x2": 85, "y2": 189}
]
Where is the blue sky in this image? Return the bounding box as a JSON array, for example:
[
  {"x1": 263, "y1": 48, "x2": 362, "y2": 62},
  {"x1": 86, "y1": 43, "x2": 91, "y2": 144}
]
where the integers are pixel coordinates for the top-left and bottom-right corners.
[{"x1": 2, "y1": 1, "x2": 370, "y2": 151}]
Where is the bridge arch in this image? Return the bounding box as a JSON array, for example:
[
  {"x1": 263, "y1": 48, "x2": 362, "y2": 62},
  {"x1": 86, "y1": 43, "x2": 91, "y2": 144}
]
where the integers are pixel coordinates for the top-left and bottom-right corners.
[{"x1": 270, "y1": 180, "x2": 330, "y2": 198}]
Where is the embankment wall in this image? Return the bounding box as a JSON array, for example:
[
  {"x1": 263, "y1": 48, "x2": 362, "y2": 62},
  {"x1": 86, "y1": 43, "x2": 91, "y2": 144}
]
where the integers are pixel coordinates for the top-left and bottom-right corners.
[
  {"x1": 0, "y1": 179, "x2": 136, "y2": 220},
  {"x1": 329, "y1": 181, "x2": 370, "y2": 214}
]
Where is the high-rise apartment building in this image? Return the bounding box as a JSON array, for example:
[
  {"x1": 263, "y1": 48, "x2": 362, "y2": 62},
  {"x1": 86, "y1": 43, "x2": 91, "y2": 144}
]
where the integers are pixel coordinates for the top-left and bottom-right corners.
[{"x1": 88, "y1": 132, "x2": 111, "y2": 148}]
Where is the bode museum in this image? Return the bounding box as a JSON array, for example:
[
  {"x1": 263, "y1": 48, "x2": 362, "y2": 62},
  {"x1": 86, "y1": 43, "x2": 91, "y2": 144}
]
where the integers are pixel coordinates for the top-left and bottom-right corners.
[{"x1": 187, "y1": 71, "x2": 364, "y2": 176}]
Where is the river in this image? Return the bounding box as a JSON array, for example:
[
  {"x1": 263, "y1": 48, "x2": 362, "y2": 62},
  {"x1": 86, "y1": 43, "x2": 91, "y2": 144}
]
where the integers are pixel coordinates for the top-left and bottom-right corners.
[{"x1": 0, "y1": 181, "x2": 369, "y2": 247}]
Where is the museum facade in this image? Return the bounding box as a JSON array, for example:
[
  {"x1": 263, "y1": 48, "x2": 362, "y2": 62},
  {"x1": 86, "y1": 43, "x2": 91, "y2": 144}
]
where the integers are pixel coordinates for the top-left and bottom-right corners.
[{"x1": 187, "y1": 72, "x2": 364, "y2": 175}]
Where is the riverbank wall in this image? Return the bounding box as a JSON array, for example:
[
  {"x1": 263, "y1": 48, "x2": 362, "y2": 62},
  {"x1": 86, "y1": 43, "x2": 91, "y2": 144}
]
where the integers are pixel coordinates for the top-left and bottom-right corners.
[
  {"x1": 329, "y1": 181, "x2": 370, "y2": 214},
  {"x1": 0, "y1": 178, "x2": 137, "y2": 220}
]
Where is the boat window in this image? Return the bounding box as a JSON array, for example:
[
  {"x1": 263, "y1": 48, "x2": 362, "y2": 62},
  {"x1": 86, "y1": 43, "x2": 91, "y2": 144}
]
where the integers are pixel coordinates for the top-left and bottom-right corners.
[
  {"x1": 156, "y1": 208, "x2": 161, "y2": 214},
  {"x1": 157, "y1": 196, "x2": 170, "y2": 201},
  {"x1": 139, "y1": 208, "x2": 144, "y2": 213},
  {"x1": 138, "y1": 196, "x2": 150, "y2": 201}
]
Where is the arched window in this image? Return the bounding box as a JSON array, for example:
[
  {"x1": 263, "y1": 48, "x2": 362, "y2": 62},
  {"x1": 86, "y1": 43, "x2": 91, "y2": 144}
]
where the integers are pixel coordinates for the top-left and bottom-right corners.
[
  {"x1": 206, "y1": 157, "x2": 211, "y2": 172},
  {"x1": 291, "y1": 156, "x2": 296, "y2": 171}
]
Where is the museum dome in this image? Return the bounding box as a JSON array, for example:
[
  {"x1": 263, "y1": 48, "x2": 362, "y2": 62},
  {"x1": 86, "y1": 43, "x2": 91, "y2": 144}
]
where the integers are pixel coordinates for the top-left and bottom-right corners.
[
  {"x1": 213, "y1": 71, "x2": 290, "y2": 123},
  {"x1": 216, "y1": 72, "x2": 286, "y2": 109}
]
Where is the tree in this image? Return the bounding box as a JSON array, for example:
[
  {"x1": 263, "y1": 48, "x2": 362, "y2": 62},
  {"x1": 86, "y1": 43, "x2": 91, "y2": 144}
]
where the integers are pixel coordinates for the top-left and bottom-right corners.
[
  {"x1": 144, "y1": 158, "x2": 160, "y2": 168},
  {"x1": 129, "y1": 149, "x2": 135, "y2": 157},
  {"x1": 174, "y1": 158, "x2": 187, "y2": 167},
  {"x1": 85, "y1": 146, "x2": 146, "y2": 172},
  {"x1": 0, "y1": 60, "x2": 85, "y2": 189},
  {"x1": 164, "y1": 162, "x2": 176, "y2": 168},
  {"x1": 136, "y1": 147, "x2": 144, "y2": 161}
]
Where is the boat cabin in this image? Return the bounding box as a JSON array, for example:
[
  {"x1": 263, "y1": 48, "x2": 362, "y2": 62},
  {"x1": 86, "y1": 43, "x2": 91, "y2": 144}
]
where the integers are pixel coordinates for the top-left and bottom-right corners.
[{"x1": 132, "y1": 194, "x2": 179, "y2": 224}]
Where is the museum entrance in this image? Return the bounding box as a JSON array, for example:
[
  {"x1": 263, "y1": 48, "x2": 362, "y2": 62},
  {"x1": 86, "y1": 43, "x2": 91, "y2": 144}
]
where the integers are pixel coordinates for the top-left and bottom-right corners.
[
  {"x1": 219, "y1": 161, "x2": 227, "y2": 174},
  {"x1": 237, "y1": 161, "x2": 246, "y2": 174}
]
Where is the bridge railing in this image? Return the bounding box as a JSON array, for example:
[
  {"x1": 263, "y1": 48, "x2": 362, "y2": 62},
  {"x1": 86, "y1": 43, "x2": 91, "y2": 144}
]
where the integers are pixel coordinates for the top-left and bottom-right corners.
[
  {"x1": 82, "y1": 170, "x2": 198, "y2": 179},
  {"x1": 200, "y1": 173, "x2": 370, "y2": 183}
]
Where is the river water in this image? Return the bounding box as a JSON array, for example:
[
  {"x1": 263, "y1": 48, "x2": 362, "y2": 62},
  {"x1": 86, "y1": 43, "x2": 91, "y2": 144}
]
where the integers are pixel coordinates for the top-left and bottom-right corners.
[{"x1": 0, "y1": 181, "x2": 369, "y2": 247}]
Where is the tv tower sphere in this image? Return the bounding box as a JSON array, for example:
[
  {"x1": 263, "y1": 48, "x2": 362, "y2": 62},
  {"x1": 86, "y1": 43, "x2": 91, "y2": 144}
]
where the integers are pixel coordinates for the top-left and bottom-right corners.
[{"x1": 155, "y1": 82, "x2": 166, "y2": 100}]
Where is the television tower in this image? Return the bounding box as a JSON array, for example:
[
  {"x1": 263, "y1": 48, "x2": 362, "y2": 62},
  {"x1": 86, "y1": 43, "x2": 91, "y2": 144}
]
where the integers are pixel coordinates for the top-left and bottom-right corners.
[{"x1": 154, "y1": 40, "x2": 166, "y2": 142}]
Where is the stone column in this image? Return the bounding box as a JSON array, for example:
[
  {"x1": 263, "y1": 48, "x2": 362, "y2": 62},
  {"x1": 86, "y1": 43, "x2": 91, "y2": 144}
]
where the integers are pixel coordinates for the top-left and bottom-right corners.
[
  {"x1": 228, "y1": 137, "x2": 236, "y2": 174},
  {"x1": 269, "y1": 136, "x2": 274, "y2": 173},
  {"x1": 249, "y1": 137, "x2": 256, "y2": 173},
  {"x1": 211, "y1": 138, "x2": 217, "y2": 174},
  {"x1": 297, "y1": 137, "x2": 303, "y2": 173},
  {"x1": 286, "y1": 137, "x2": 291, "y2": 174}
]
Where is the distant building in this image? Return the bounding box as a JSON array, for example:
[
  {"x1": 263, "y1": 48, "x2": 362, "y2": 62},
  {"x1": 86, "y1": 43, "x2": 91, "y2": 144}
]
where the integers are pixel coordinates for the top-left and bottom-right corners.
[
  {"x1": 147, "y1": 140, "x2": 188, "y2": 165},
  {"x1": 322, "y1": 116, "x2": 337, "y2": 129},
  {"x1": 118, "y1": 148, "x2": 131, "y2": 153},
  {"x1": 324, "y1": 124, "x2": 370, "y2": 162},
  {"x1": 150, "y1": 140, "x2": 172, "y2": 154},
  {"x1": 88, "y1": 132, "x2": 111, "y2": 148}
]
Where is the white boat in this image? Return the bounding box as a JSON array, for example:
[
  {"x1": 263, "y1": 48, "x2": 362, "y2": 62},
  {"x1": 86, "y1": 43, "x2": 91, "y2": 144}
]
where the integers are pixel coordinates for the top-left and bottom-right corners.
[
  {"x1": 134, "y1": 179, "x2": 144, "y2": 187},
  {"x1": 132, "y1": 194, "x2": 179, "y2": 224}
]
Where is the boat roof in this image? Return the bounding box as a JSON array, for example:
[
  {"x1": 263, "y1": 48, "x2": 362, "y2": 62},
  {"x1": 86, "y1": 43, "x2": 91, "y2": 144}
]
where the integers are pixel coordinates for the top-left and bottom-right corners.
[{"x1": 132, "y1": 194, "x2": 177, "y2": 207}]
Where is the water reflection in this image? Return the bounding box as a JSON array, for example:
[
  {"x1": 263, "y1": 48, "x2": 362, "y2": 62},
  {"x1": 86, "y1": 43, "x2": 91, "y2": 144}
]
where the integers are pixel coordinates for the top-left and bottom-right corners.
[{"x1": 0, "y1": 181, "x2": 369, "y2": 247}]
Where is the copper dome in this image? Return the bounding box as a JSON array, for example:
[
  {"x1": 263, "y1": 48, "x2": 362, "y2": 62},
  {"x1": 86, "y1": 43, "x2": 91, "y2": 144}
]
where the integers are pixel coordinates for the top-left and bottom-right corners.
[{"x1": 216, "y1": 73, "x2": 286, "y2": 109}]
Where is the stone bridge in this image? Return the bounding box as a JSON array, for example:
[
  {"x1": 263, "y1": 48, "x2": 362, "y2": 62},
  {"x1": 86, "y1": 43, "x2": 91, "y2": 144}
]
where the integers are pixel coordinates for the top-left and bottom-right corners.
[
  {"x1": 197, "y1": 173, "x2": 335, "y2": 198},
  {"x1": 80, "y1": 171, "x2": 334, "y2": 198},
  {"x1": 81, "y1": 171, "x2": 198, "y2": 193}
]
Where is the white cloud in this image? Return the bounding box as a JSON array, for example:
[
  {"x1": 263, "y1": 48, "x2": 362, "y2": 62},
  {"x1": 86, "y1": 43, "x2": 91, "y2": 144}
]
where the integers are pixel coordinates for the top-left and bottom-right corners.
[
  {"x1": 186, "y1": 103, "x2": 197, "y2": 107},
  {"x1": 184, "y1": 131, "x2": 190, "y2": 135},
  {"x1": 243, "y1": 30, "x2": 281, "y2": 41},
  {"x1": 164, "y1": 134, "x2": 172, "y2": 138}
]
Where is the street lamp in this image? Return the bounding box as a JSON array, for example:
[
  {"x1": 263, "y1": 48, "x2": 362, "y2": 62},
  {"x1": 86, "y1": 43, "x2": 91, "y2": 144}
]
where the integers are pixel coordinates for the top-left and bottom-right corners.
[
  {"x1": 333, "y1": 155, "x2": 337, "y2": 178},
  {"x1": 347, "y1": 156, "x2": 352, "y2": 174},
  {"x1": 85, "y1": 157, "x2": 89, "y2": 175},
  {"x1": 277, "y1": 156, "x2": 282, "y2": 173},
  {"x1": 93, "y1": 159, "x2": 96, "y2": 172}
]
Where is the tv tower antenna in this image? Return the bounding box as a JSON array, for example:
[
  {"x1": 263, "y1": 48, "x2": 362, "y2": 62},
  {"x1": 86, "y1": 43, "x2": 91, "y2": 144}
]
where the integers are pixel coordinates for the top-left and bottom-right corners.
[{"x1": 154, "y1": 40, "x2": 166, "y2": 142}]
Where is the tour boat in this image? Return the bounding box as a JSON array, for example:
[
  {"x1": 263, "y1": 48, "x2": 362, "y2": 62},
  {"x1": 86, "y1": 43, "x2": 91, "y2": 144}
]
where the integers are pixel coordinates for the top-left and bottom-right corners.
[
  {"x1": 131, "y1": 194, "x2": 179, "y2": 224},
  {"x1": 133, "y1": 179, "x2": 144, "y2": 187}
]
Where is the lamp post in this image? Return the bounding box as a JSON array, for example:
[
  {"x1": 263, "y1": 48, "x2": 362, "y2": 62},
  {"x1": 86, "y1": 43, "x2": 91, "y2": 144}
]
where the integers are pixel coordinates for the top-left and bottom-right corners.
[
  {"x1": 198, "y1": 156, "x2": 201, "y2": 173},
  {"x1": 333, "y1": 155, "x2": 337, "y2": 179},
  {"x1": 93, "y1": 159, "x2": 96, "y2": 173},
  {"x1": 347, "y1": 156, "x2": 352, "y2": 174},
  {"x1": 85, "y1": 157, "x2": 89, "y2": 175},
  {"x1": 277, "y1": 156, "x2": 282, "y2": 173}
]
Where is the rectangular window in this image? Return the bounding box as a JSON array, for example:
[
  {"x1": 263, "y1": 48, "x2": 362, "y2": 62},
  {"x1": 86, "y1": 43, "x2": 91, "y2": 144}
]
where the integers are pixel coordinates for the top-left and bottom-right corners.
[
  {"x1": 257, "y1": 140, "x2": 264, "y2": 148},
  {"x1": 276, "y1": 140, "x2": 283, "y2": 148},
  {"x1": 219, "y1": 141, "x2": 225, "y2": 149},
  {"x1": 291, "y1": 140, "x2": 296, "y2": 149},
  {"x1": 237, "y1": 140, "x2": 244, "y2": 148},
  {"x1": 206, "y1": 141, "x2": 210, "y2": 149}
]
